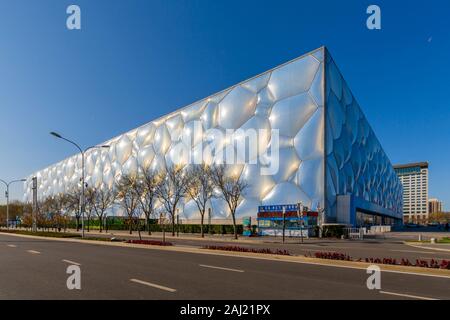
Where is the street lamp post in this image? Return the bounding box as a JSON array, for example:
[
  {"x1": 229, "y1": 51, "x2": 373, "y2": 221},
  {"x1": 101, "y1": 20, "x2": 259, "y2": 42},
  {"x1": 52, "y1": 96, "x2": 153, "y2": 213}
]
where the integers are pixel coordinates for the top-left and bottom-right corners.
[
  {"x1": 317, "y1": 203, "x2": 325, "y2": 238},
  {"x1": 50, "y1": 132, "x2": 109, "y2": 238},
  {"x1": 0, "y1": 178, "x2": 27, "y2": 229},
  {"x1": 176, "y1": 208, "x2": 180, "y2": 237},
  {"x1": 282, "y1": 206, "x2": 286, "y2": 244},
  {"x1": 297, "y1": 202, "x2": 304, "y2": 244}
]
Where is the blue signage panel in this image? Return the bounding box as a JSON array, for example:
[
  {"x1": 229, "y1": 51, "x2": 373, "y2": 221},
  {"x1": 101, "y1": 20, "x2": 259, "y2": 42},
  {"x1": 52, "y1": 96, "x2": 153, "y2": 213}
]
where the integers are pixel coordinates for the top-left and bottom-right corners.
[{"x1": 258, "y1": 204, "x2": 300, "y2": 212}]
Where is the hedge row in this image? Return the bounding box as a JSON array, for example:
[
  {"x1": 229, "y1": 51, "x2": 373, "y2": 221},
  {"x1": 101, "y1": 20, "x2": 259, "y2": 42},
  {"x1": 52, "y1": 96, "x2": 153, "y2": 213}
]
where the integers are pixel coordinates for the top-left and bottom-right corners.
[
  {"x1": 66, "y1": 220, "x2": 245, "y2": 234},
  {"x1": 147, "y1": 223, "x2": 245, "y2": 235},
  {"x1": 313, "y1": 225, "x2": 345, "y2": 238}
]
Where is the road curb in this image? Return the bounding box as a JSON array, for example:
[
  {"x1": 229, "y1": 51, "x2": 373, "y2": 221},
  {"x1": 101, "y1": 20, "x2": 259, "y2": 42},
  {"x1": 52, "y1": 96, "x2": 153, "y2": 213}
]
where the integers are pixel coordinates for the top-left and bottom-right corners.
[{"x1": 2, "y1": 231, "x2": 450, "y2": 278}]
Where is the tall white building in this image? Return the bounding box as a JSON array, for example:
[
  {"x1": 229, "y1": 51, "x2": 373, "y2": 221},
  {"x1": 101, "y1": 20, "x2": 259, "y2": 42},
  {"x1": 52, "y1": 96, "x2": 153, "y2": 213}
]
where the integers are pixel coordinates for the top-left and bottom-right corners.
[{"x1": 394, "y1": 162, "x2": 429, "y2": 223}]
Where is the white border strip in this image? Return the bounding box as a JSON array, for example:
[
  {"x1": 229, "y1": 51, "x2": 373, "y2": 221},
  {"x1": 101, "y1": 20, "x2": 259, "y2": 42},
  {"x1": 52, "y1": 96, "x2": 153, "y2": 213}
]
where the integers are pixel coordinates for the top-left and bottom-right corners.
[
  {"x1": 62, "y1": 259, "x2": 81, "y2": 266},
  {"x1": 380, "y1": 290, "x2": 438, "y2": 300},
  {"x1": 199, "y1": 264, "x2": 244, "y2": 273}
]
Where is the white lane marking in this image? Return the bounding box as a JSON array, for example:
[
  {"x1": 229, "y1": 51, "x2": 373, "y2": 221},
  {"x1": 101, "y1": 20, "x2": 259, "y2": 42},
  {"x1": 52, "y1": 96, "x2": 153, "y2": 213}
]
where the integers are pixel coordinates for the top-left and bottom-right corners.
[
  {"x1": 129, "y1": 279, "x2": 176, "y2": 293},
  {"x1": 62, "y1": 259, "x2": 81, "y2": 266},
  {"x1": 7, "y1": 244, "x2": 17, "y2": 248},
  {"x1": 380, "y1": 290, "x2": 438, "y2": 300},
  {"x1": 199, "y1": 264, "x2": 245, "y2": 273},
  {"x1": 27, "y1": 250, "x2": 41, "y2": 254}
]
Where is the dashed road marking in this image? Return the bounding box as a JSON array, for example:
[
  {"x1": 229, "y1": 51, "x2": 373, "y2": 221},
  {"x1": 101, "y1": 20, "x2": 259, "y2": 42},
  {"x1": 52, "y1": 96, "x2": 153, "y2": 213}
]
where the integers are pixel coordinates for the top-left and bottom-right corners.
[
  {"x1": 129, "y1": 278, "x2": 176, "y2": 293},
  {"x1": 27, "y1": 250, "x2": 41, "y2": 254},
  {"x1": 7, "y1": 244, "x2": 17, "y2": 248},
  {"x1": 62, "y1": 259, "x2": 81, "y2": 266},
  {"x1": 199, "y1": 264, "x2": 244, "y2": 273}
]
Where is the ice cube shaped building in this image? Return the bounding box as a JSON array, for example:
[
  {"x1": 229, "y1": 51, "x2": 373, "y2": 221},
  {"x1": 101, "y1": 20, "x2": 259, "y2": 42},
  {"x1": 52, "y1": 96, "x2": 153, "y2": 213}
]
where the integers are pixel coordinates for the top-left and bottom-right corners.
[{"x1": 25, "y1": 47, "x2": 403, "y2": 226}]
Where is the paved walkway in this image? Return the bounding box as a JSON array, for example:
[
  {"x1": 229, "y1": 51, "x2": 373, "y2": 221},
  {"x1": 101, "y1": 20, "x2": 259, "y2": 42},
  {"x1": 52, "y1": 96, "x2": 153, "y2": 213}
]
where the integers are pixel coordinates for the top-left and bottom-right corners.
[
  {"x1": 36, "y1": 227, "x2": 324, "y2": 244},
  {"x1": 388, "y1": 231, "x2": 450, "y2": 241}
]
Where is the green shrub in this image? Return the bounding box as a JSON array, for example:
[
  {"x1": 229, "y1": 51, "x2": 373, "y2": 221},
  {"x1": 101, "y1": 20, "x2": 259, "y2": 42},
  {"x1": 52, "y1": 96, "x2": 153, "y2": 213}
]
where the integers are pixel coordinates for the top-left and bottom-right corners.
[
  {"x1": 0, "y1": 229, "x2": 80, "y2": 238},
  {"x1": 143, "y1": 223, "x2": 244, "y2": 235}
]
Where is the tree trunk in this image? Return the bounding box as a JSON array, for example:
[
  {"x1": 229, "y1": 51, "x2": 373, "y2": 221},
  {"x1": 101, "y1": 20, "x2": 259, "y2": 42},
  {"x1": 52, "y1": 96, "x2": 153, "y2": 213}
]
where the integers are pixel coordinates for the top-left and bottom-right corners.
[
  {"x1": 162, "y1": 220, "x2": 166, "y2": 244},
  {"x1": 137, "y1": 219, "x2": 142, "y2": 240},
  {"x1": 231, "y1": 212, "x2": 237, "y2": 240},
  {"x1": 87, "y1": 217, "x2": 90, "y2": 232},
  {"x1": 76, "y1": 217, "x2": 80, "y2": 231},
  {"x1": 171, "y1": 214, "x2": 175, "y2": 236},
  {"x1": 99, "y1": 217, "x2": 103, "y2": 232},
  {"x1": 147, "y1": 216, "x2": 152, "y2": 235},
  {"x1": 129, "y1": 217, "x2": 132, "y2": 234},
  {"x1": 200, "y1": 213, "x2": 204, "y2": 238}
]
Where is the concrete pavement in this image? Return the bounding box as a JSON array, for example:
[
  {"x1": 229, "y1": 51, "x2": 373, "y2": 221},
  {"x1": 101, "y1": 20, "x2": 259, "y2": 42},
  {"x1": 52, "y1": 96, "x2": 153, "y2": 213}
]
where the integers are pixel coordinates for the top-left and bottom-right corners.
[
  {"x1": 35, "y1": 228, "x2": 450, "y2": 262},
  {"x1": 0, "y1": 233, "x2": 449, "y2": 300}
]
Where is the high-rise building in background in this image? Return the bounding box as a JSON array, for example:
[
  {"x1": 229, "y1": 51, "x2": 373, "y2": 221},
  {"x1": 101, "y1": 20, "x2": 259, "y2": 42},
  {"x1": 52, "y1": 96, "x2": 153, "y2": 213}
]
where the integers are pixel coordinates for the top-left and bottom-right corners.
[
  {"x1": 394, "y1": 162, "x2": 429, "y2": 223},
  {"x1": 428, "y1": 198, "x2": 443, "y2": 214},
  {"x1": 25, "y1": 47, "x2": 403, "y2": 226}
]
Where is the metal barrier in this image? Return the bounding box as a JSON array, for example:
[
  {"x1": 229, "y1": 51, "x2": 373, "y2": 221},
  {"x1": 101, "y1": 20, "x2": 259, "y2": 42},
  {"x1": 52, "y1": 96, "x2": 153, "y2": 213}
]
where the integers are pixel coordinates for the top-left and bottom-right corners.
[
  {"x1": 345, "y1": 227, "x2": 366, "y2": 239},
  {"x1": 345, "y1": 226, "x2": 390, "y2": 240}
]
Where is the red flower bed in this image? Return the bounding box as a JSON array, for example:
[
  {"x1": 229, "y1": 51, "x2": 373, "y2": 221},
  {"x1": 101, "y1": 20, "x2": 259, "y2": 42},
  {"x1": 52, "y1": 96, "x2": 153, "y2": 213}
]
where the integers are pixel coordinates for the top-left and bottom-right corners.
[
  {"x1": 307, "y1": 252, "x2": 450, "y2": 270},
  {"x1": 126, "y1": 239, "x2": 173, "y2": 246},
  {"x1": 202, "y1": 245, "x2": 291, "y2": 256},
  {"x1": 314, "y1": 252, "x2": 351, "y2": 261},
  {"x1": 365, "y1": 258, "x2": 397, "y2": 265}
]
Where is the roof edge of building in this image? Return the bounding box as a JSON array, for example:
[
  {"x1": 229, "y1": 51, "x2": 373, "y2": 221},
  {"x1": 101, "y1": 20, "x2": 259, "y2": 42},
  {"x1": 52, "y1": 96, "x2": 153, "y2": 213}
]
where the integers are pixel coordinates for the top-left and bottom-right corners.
[{"x1": 393, "y1": 162, "x2": 429, "y2": 169}]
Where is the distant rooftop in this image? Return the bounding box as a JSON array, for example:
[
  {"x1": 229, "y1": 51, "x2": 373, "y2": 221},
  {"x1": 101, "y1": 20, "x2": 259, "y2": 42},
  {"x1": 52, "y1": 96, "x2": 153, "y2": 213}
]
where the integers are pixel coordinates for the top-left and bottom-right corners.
[{"x1": 393, "y1": 162, "x2": 429, "y2": 169}]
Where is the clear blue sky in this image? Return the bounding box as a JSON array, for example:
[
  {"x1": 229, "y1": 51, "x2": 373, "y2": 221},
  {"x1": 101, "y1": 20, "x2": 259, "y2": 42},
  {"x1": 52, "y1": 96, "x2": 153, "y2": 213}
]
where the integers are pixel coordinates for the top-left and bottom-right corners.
[{"x1": 0, "y1": 0, "x2": 449, "y2": 210}]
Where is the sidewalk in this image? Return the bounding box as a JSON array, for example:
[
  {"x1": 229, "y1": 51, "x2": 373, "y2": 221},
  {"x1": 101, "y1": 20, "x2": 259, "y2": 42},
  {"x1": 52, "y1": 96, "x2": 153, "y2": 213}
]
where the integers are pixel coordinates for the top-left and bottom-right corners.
[
  {"x1": 4, "y1": 227, "x2": 398, "y2": 245},
  {"x1": 65, "y1": 228, "x2": 320, "y2": 245}
]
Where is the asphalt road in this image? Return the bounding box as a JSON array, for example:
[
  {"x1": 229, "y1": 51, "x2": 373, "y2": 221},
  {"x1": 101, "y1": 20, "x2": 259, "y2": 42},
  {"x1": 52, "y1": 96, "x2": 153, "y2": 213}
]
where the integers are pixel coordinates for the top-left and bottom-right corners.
[{"x1": 0, "y1": 233, "x2": 449, "y2": 300}]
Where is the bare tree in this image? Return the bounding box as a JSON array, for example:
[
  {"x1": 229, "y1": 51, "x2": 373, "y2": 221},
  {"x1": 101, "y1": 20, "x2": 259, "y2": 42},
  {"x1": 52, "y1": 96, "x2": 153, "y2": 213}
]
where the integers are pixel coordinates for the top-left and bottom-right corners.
[
  {"x1": 39, "y1": 197, "x2": 53, "y2": 231},
  {"x1": 210, "y1": 165, "x2": 247, "y2": 240},
  {"x1": 115, "y1": 174, "x2": 142, "y2": 238},
  {"x1": 186, "y1": 164, "x2": 214, "y2": 238},
  {"x1": 57, "y1": 193, "x2": 73, "y2": 232},
  {"x1": 84, "y1": 187, "x2": 97, "y2": 232},
  {"x1": 136, "y1": 168, "x2": 160, "y2": 235},
  {"x1": 155, "y1": 165, "x2": 191, "y2": 236},
  {"x1": 92, "y1": 187, "x2": 116, "y2": 232},
  {"x1": 41, "y1": 196, "x2": 63, "y2": 232},
  {"x1": 66, "y1": 186, "x2": 82, "y2": 231}
]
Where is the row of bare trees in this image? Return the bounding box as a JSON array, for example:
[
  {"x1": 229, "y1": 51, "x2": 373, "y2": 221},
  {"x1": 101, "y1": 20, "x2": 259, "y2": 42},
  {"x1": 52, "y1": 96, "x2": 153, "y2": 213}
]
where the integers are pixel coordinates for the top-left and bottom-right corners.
[
  {"x1": 115, "y1": 164, "x2": 247, "y2": 239},
  {"x1": 34, "y1": 164, "x2": 247, "y2": 239}
]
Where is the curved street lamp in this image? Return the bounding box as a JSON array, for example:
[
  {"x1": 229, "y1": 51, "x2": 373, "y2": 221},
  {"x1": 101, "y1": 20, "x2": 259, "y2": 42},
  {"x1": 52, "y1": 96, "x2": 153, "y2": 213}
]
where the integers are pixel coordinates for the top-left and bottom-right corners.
[
  {"x1": 0, "y1": 178, "x2": 27, "y2": 229},
  {"x1": 50, "y1": 131, "x2": 109, "y2": 238}
]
